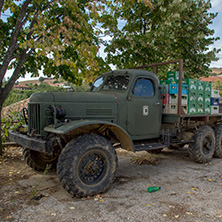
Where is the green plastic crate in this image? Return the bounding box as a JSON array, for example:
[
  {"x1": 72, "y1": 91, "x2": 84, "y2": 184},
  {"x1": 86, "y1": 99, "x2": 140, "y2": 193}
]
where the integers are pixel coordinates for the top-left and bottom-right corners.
[
  {"x1": 167, "y1": 71, "x2": 184, "y2": 81},
  {"x1": 188, "y1": 102, "x2": 197, "y2": 114},
  {"x1": 185, "y1": 79, "x2": 198, "y2": 92},
  {"x1": 196, "y1": 80, "x2": 205, "y2": 92},
  {"x1": 204, "y1": 82, "x2": 211, "y2": 96},
  {"x1": 196, "y1": 92, "x2": 204, "y2": 103},
  {"x1": 204, "y1": 103, "x2": 211, "y2": 114}
]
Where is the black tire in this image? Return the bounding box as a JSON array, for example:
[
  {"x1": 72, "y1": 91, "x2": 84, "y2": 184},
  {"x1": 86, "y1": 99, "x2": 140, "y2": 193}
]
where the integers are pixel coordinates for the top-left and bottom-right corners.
[
  {"x1": 188, "y1": 125, "x2": 215, "y2": 163},
  {"x1": 23, "y1": 148, "x2": 58, "y2": 171},
  {"x1": 57, "y1": 134, "x2": 118, "y2": 197},
  {"x1": 214, "y1": 124, "x2": 222, "y2": 158}
]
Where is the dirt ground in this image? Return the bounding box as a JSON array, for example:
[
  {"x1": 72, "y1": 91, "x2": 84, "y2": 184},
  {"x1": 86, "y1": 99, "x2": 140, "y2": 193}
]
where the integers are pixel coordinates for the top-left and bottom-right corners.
[{"x1": 1, "y1": 146, "x2": 222, "y2": 222}]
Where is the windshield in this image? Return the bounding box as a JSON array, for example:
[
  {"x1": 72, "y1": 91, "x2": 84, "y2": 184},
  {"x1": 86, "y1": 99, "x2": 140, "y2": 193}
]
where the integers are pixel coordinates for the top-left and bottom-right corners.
[{"x1": 92, "y1": 74, "x2": 130, "y2": 92}]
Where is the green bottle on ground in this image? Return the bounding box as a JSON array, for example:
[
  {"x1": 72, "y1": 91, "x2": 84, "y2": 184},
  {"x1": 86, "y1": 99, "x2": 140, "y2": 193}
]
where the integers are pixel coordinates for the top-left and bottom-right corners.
[{"x1": 147, "y1": 186, "x2": 161, "y2": 193}]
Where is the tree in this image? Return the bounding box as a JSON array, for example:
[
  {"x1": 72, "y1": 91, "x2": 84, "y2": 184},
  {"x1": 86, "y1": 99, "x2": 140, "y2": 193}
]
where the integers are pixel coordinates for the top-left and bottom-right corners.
[
  {"x1": 38, "y1": 77, "x2": 44, "y2": 82},
  {"x1": 101, "y1": 0, "x2": 220, "y2": 79},
  {"x1": 0, "y1": 0, "x2": 152, "y2": 155},
  {"x1": 0, "y1": 0, "x2": 107, "y2": 155}
]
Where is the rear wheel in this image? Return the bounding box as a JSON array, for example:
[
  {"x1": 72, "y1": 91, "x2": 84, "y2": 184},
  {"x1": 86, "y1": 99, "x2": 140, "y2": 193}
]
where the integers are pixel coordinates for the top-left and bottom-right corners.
[
  {"x1": 23, "y1": 148, "x2": 58, "y2": 171},
  {"x1": 57, "y1": 134, "x2": 118, "y2": 197},
  {"x1": 188, "y1": 125, "x2": 215, "y2": 163},
  {"x1": 214, "y1": 124, "x2": 222, "y2": 158}
]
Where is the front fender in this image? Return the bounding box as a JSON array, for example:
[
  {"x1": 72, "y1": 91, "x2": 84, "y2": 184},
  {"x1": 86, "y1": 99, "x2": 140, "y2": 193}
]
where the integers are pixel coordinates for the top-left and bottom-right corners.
[{"x1": 44, "y1": 120, "x2": 134, "y2": 152}]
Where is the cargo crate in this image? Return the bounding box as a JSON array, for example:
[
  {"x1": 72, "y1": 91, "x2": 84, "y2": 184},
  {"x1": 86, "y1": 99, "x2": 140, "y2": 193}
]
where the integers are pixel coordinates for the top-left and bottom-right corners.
[
  {"x1": 211, "y1": 105, "x2": 219, "y2": 114},
  {"x1": 211, "y1": 97, "x2": 220, "y2": 106},
  {"x1": 169, "y1": 94, "x2": 188, "y2": 104},
  {"x1": 204, "y1": 82, "x2": 211, "y2": 93},
  {"x1": 204, "y1": 94, "x2": 211, "y2": 103},
  {"x1": 197, "y1": 104, "x2": 204, "y2": 114},
  {"x1": 196, "y1": 81, "x2": 204, "y2": 92},
  {"x1": 204, "y1": 103, "x2": 211, "y2": 114},
  {"x1": 211, "y1": 89, "x2": 220, "y2": 98},
  {"x1": 168, "y1": 104, "x2": 177, "y2": 114},
  {"x1": 188, "y1": 91, "x2": 197, "y2": 103},
  {"x1": 185, "y1": 79, "x2": 197, "y2": 91},
  {"x1": 161, "y1": 94, "x2": 169, "y2": 104},
  {"x1": 160, "y1": 84, "x2": 169, "y2": 94},
  {"x1": 160, "y1": 80, "x2": 174, "y2": 85},
  {"x1": 167, "y1": 71, "x2": 184, "y2": 81},
  {"x1": 188, "y1": 103, "x2": 197, "y2": 114},
  {"x1": 168, "y1": 104, "x2": 188, "y2": 114},
  {"x1": 169, "y1": 83, "x2": 188, "y2": 95},
  {"x1": 196, "y1": 92, "x2": 204, "y2": 103},
  {"x1": 162, "y1": 104, "x2": 169, "y2": 114}
]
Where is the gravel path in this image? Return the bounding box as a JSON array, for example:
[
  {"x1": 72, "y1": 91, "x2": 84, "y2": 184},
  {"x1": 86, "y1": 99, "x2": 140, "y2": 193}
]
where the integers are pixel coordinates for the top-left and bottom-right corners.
[{"x1": 1, "y1": 147, "x2": 222, "y2": 222}]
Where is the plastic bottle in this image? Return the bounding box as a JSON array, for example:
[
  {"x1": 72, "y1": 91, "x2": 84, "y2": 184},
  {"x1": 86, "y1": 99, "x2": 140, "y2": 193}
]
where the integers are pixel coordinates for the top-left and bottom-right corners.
[{"x1": 147, "y1": 186, "x2": 161, "y2": 193}]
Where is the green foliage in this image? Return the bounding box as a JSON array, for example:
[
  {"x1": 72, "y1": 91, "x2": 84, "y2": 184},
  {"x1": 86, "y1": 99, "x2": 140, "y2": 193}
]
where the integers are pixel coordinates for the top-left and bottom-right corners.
[
  {"x1": 3, "y1": 82, "x2": 90, "y2": 107},
  {"x1": 3, "y1": 84, "x2": 68, "y2": 107},
  {"x1": 38, "y1": 77, "x2": 44, "y2": 82},
  {"x1": 212, "y1": 80, "x2": 222, "y2": 96},
  {"x1": 1, "y1": 109, "x2": 25, "y2": 144},
  {"x1": 101, "y1": 0, "x2": 220, "y2": 78}
]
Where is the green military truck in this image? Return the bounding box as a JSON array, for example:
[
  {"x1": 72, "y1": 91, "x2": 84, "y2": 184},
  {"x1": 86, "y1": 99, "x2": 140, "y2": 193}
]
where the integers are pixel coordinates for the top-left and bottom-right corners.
[{"x1": 9, "y1": 59, "x2": 222, "y2": 197}]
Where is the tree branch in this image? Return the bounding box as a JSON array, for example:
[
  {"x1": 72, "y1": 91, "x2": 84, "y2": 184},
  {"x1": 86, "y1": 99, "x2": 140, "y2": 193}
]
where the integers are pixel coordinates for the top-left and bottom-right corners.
[
  {"x1": 2, "y1": 48, "x2": 31, "y2": 104},
  {"x1": 0, "y1": 0, "x2": 32, "y2": 85},
  {"x1": 0, "y1": 0, "x2": 4, "y2": 17}
]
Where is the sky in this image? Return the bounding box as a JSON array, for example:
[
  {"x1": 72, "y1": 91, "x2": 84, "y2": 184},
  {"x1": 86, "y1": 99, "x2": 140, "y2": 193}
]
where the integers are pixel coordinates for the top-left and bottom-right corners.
[{"x1": 4, "y1": 0, "x2": 222, "y2": 82}]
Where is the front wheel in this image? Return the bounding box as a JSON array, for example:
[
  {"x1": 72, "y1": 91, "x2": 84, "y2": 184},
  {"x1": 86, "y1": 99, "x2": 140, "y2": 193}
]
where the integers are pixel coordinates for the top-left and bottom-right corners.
[
  {"x1": 188, "y1": 125, "x2": 215, "y2": 163},
  {"x1": 57, "y1": 134, "x2": 118, "y2": 197},
  {"x1": 23, "y1": 148, "x2": 58, "y2": 171}
]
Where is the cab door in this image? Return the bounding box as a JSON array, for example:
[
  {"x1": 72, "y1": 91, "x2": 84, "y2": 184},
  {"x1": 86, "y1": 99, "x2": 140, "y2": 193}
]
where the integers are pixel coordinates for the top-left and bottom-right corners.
[{"x1": 127, "y1": 77, "x2": 162, "y2": 139}]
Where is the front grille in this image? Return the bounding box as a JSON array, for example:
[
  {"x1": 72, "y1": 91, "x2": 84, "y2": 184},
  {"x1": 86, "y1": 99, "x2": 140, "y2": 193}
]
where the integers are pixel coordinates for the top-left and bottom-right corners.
[
  {"x1": 28, "y1": 104, "x2": 40, "y2": 134},
  {"x1": 86, "y1": 108, "x2": 112, "y2": 116}
]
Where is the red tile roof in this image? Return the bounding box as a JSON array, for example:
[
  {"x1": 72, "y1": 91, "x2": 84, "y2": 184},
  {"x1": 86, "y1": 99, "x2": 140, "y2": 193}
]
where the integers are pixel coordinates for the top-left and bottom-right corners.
[{"x1": 200, "y1": 76, "x2": 222, "y2": 83}]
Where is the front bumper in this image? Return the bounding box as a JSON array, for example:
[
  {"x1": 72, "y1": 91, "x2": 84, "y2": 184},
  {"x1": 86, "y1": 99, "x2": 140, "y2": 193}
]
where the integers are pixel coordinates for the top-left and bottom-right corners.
[{"x1": 9, "y1": 130, "x2": 49, "y2": 154}]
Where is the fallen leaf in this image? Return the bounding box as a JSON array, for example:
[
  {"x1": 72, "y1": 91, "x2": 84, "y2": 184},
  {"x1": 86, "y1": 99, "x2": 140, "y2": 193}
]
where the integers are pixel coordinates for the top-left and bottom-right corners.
[
  {"x1": 175, "y1": 215, "x2": 179, "y2": 218},
  {"x1": 208, "y1": 179, "x2": 213, "y2": 182},
  {"x1": 187, "y1": 191, "x2": 191, "y2": 194},
  {"x1": 99, "y1": 199, "x2": 104, "y2": 202}
]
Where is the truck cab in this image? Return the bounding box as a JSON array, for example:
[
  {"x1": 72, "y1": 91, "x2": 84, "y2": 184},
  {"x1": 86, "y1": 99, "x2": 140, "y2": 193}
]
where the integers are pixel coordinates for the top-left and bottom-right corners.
[{"x1": 92, "y1": 69, "x2": 162, "y2": 140}]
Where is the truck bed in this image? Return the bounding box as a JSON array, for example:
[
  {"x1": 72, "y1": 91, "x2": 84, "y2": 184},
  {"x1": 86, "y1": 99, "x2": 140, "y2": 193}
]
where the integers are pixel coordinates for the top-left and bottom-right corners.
[{"x1": 162, "y1": 113, "x2": 222, "y2": 124}]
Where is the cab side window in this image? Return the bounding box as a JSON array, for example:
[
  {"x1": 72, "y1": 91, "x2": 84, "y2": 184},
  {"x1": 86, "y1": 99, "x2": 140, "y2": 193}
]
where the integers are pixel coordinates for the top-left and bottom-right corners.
[{"x1": 133, "y1": 78, "x2": 154, "y2": 97}]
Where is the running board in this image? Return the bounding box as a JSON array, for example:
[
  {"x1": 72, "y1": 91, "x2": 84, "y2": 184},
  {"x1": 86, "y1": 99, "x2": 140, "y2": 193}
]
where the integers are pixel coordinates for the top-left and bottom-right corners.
[{"x1": 134, "y1": 143, "x2": 168, "y2": 152}]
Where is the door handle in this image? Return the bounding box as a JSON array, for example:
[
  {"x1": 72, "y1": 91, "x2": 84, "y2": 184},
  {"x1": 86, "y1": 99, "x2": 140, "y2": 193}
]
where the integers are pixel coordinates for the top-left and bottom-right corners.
[{"x1": 155, "y1": 102, "x2": 160, "y2": 105}]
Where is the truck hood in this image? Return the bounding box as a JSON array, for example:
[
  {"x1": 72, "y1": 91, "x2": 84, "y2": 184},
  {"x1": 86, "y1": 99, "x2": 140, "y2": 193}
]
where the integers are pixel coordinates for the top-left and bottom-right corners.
[{"x1": 29, "y1": 91, "x2": 121, "y2": 104}]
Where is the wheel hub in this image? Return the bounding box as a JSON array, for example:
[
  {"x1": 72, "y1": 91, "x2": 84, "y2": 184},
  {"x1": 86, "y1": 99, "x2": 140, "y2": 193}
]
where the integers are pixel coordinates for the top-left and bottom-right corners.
[{"x1": 79, "y1": 153, "x2": 106, "y2": 184}]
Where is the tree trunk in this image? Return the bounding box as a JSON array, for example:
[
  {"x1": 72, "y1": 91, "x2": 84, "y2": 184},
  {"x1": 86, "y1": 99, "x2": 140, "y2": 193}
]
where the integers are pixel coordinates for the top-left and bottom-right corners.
[{"x1": 0, "y1": 106, "x2": 2, "y2": 156}]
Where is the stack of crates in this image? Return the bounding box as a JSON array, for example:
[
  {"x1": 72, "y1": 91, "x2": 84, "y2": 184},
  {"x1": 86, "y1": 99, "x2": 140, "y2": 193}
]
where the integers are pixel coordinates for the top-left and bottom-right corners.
[
  {"x1": 211, "y1": 89, "x2": 220, "y2": 114},
  {"x1": 160, "y1": 71, "x2": 217, "y2": 115},
  {"x1": 185, "y1": 79, "x2": 197, "y2": 114},
  {"x1": 204, "y1": 82, "x2": 211, "y2": 114},
  {"x1": 161, "y1": 71, "x2": 188, "y2": 114}
]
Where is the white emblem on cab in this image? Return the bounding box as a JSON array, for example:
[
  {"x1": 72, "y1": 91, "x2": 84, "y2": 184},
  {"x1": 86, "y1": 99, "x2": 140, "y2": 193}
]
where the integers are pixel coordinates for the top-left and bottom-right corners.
[{"x1": 143, "y1": 106, "x2": 149, "y2": 116}]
